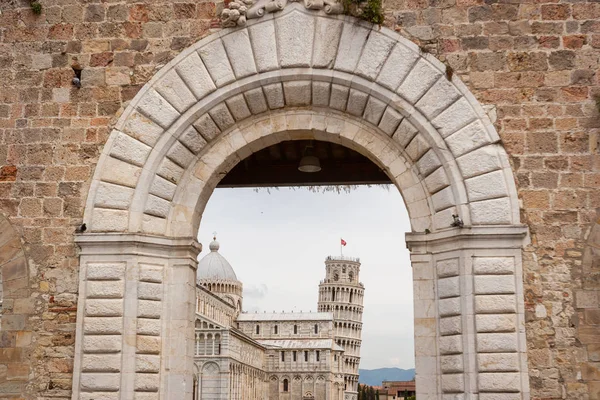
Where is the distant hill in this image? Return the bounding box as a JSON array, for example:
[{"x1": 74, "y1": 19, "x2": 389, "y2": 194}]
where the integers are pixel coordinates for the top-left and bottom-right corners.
[{"x1": 358, "y1": 368, "x2": 415, "y2": 386}]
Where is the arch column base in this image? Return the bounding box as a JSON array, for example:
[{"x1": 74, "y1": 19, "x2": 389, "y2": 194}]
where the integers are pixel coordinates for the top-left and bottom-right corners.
[
  {"x1": 72, "y1": 233, "x2": 201, "y2": 400},
  {"x1": 406, "y1": 226, "x2": 530, "y2": 400}
]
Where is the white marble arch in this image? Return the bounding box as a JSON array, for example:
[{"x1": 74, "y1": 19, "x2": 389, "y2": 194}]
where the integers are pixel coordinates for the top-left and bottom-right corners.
[{"x1": 73, "y1": 4, "x2": 530, "y2": 400}]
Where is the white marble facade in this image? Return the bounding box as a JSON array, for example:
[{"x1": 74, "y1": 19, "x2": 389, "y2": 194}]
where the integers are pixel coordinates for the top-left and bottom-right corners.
[{"x1": 193, "y1": 237, "x2": 363, "y2": 400}]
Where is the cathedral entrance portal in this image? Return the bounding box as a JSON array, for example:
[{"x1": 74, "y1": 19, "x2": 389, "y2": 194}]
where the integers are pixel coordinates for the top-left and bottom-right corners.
[{"x1": 73, "y1": 4, "x2": 530, "y2": 399}]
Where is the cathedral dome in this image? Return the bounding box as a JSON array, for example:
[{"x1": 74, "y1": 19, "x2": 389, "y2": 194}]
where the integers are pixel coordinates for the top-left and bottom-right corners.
[{"x1": 197, "y1": 238, "x2": 238, "y2": 282}]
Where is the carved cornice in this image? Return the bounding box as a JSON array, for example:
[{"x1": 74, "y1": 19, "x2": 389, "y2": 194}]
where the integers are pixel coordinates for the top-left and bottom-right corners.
[{"x1": 221, "y1": 0, "x2": 344, "y2": 27}]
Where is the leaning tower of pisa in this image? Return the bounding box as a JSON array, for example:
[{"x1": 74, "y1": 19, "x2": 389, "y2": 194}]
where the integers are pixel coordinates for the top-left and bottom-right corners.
[{"x1": 317, "y1": 255, "x2": 365, "y2": 400}]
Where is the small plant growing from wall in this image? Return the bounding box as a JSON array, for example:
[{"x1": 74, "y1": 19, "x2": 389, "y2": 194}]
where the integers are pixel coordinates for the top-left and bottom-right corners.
[
  {"x1": 343, "y1": 0, "x2": 384, "y2": 25},
  {"x1": 30, "y1": 0, "x2": 42, "y2": 14}
]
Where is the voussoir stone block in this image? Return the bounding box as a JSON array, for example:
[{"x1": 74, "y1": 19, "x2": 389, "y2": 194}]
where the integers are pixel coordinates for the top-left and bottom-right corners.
[
  {"x1": 91, "y1": 208, "x2": 129, "y2": 232},
  {"x1": 445, "y1": 120, "x2": 491, "y2": 158},
  {"x1": 175, "y1": 52, "x2": 216, "y2": 100},
  {"x1": 470, "y1": 198, "x2": 512, "y2": 225},
  {"x1": 283, "y1": 81, "x2": 311, "y2": 106},
  {"x1": 334, "y1": 23, "x2": 370, "y2": 73},
  {"x1": 167, "y1": 141, "x2": 195, "y2": 169},
  {"x1": 363, "y1": 96, "x2": 386, "y2": 126},
  {"x1": 346, "y1": 89, "x2": 369, "y2": 117},
  {"x1": 398, "y1": 58, "x2": 442, "y2": 104},
  {"x1": 249, "y1": 21, "x2": 278, "y2": 72},
  {"x1": 379, "y1": 107, "x2": 402, "y2": 136},
  {"x1": 137, "y1": 89, "x2": 180, "y2": 129},
  {"x1": 221, "y1": 29, "x2": 257, "y2": 79},
  {"x1": 312, "y1": 18, "x2": 343, "y2": 68},
  {"x1": 355, "y1": 32, "x2": 395, "y2": 80},
  {"x1": 330, "y1": 84, "x2": 350, "y2": 111},
  {"x1": 100, "y1": 157, "x2": 142, "y2": 188},
  {"x1": 276, "y1": 12, "x2": 315, "y2": 68},
  {"x1": 376, "y1": 43, "x2": 419, "y2": 91},
  {"x1": 432, "y1": 97, "x2": 478, "y2": 138},
  {"x1": 465, "y1": 170, "x2": 509, "y2": 202},
  {"x1": 94, "y1": 182, "x2": 134, "y2": 210},
  {"x1": 109, "y1": 131, "x2": 151, "y2": 167},
  {"x1": 155, "y1": 70, "x2": 197, "y2": 113},
  {"x1": 123, "y1": 111, "x2": 164, "y2": 148},
  {"x1": 456, "y1": 145, "x2": 502, "y2": 179},
  {"x1": 198, "y1": 40, "x2": 235, "y2": 87},
  {"x1": 226, "y1": 94, "x2": 252, "y2": 121},
  {"x1": 417, "y1": 81, "x2": 461, "y2": 125},
  {"x1": 149, "y1": 175, "x2": 177, "y2": 201}
]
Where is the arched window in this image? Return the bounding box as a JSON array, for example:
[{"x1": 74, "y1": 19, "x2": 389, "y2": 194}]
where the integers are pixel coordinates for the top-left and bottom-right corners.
[
  {"x1": 256, "y1": 325, "x2": 260, "y2": 334},
  {"x1": 293, "y1": 351, "x2": 297, "y2": 361},
  {"x1": 349, "y1": 291, "x2": 353, "y2": 303},
  {"x1": 274, "y1": 325, "x2": 278, "y2": 334},
  {"x1": 314, "y1": 324, "x2": 318, "y2": 334},
  {"x1": 283, "y1": 379, "x2": 289, "y2": 392},
  {"x1": 304, "y1": 351, "x2": 308, "y2": 362},
  {"x1": 281, "y1": 351, "x2": 285, "y2": 362},
  {"x1": 332, "y1": 290, "x2": 335, "y2": 301},
  {"x1": 294, "y1": 324, "x2": 298, "y2": 334},
  {"x1": 316, "y1": 351, "x2": 320, "y2": 361}
]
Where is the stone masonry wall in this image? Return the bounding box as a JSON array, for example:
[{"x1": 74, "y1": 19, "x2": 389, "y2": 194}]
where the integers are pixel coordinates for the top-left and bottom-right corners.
[{"x1": 0, "y1": 0, "x2": 598, "y2": 398}]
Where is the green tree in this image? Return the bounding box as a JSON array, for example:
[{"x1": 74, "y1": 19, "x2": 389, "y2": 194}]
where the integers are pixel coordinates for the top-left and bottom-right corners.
[{"x1": 375, "y1": 389, "x2": 380, "y2": 400}]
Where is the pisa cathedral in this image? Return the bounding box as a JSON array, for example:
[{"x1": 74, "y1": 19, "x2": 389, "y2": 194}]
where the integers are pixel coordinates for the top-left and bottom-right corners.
[{"x1": 193, "y1": 237, "x2": 365, "y2": 400}]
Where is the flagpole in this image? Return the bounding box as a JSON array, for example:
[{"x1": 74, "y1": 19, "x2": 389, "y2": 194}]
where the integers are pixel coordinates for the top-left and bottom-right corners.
[{"x1": 340, "y1": 238, "x2": 343, "y2": 257}]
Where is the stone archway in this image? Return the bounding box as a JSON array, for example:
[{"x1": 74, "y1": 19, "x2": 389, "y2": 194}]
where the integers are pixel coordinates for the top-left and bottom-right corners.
[{"x1": 73, "y1": 4, "x2": 530, "y2": 399}]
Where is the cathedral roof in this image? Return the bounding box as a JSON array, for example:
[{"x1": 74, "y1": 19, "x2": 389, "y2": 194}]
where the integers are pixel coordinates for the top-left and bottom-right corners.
[
  {"x1": 197, "y1": 237, "x2": 239, "y2": 282},
  {"x1": 257, "y1": 339, "x2": 344, "y2": 351},
  {"x1": 237, "y1": 312, "x2": 333, "y2": 321}
]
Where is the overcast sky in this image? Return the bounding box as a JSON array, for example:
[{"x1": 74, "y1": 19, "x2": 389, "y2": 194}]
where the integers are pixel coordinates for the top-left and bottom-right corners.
[{"x1": 198, "y1": 185, "x2": 415, "y2": 370}]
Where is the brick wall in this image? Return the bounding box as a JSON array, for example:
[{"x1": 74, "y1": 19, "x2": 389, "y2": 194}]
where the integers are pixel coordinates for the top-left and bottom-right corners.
[{"x1": 0, "y1": 0, "x2": 598, "y2": 398}]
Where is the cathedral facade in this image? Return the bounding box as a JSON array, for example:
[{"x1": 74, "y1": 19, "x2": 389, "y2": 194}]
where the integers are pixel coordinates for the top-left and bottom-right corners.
[{"x1": 193, "y1": 238, "x2": 364, "y2": 400}]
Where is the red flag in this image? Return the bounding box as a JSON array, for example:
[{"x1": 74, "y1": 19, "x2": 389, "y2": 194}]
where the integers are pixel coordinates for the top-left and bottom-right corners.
[{"x1": 341, "y1": 239, "x2": 347, "y2": 246}]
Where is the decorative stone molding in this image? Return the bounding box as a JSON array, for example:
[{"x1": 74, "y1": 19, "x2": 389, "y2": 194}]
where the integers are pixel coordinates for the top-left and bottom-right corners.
[{"x1": 221, "y1": 0, "x2": 344, "y2": 27}]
